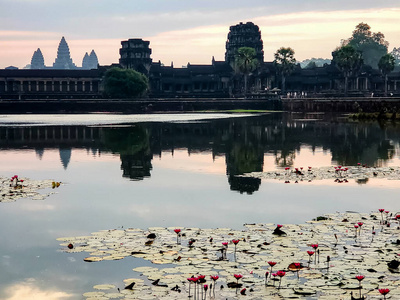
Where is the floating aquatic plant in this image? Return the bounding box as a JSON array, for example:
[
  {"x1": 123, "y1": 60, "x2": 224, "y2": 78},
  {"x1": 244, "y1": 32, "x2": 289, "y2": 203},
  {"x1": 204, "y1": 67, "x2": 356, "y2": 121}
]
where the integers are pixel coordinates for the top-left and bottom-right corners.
[
  {"x1": 356, "y1": 275, "x2": 365, "y2": 298},
  {"x1": 276, "y1": 270, "x2": 285, "y2": 289},
  {"x1": 58, "y1": 211, "x2": 400, "y2": 299},
  {"x1": 379, "y1": 288, "x2": 390, "y2": 300}
]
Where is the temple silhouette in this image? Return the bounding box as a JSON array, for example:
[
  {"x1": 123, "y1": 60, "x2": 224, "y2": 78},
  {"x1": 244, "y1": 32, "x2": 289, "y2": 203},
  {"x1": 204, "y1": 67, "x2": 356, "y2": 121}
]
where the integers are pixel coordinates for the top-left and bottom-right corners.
[
  {"x1": 0, "y1": 21, "x2": 399, "y2": 100},
  {"x1": 30, "y1": 37, "x2": 98, "y2": 70}
]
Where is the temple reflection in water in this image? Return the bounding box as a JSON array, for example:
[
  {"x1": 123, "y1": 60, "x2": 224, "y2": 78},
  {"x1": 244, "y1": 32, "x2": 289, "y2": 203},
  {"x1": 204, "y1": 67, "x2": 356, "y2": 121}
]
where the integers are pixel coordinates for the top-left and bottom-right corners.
[{"x1": 0, "y1": 113, "x2": 398, "y2": 194}]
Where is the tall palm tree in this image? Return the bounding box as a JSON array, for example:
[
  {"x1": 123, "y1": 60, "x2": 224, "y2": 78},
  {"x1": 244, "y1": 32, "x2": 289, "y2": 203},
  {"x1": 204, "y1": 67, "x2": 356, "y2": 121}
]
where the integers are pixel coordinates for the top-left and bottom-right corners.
[
  {"x1": 274, "y1": 47, "x2": 296, "y2": 94},
  {"x1": 378, "y1": 53, "x2": 395, "y2": 96},
  {"x1": 235, "y1": 47, "x2": 258, "y2": 97},
  {"x1": 333, "y1": 45, "x2": 363, "y2": 96}
]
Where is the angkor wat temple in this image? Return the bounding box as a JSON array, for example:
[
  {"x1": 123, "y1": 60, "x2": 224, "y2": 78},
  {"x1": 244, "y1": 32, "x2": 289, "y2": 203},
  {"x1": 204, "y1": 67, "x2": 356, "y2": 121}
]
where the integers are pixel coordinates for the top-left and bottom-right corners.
[
  {"x1": 30, "y1": 37, "x2": 98, "y2": 70},
  {"x1": 1, "y1": 22, "x2": 399, "y2": 99}
]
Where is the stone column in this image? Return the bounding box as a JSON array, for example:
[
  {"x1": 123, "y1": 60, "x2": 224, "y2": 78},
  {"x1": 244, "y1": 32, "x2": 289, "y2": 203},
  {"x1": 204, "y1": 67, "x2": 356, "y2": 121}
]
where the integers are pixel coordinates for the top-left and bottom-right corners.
[
  {"x1": 90, "y1": 82, "x2": 93, "y2": 92},
  {"x1": 28, "y1": 81, "x2": 32, "y2": 92}
]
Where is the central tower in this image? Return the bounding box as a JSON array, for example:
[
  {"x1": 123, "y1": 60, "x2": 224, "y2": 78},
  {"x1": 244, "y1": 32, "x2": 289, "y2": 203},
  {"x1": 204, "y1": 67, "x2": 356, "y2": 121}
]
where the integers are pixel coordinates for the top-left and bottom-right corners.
[
  {"x1": 225, "y1": 22, "x2": 264, "y2": 65},
  {"x1": 53, "y1": 37, "x2": 76, "y2": 69}
]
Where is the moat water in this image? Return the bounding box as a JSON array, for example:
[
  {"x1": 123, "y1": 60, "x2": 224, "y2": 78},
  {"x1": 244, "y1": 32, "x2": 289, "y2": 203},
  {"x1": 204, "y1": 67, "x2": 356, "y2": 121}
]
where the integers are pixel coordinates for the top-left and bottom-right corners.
[{"x1": 0, "y1": 112, "x2": 399, "y2": 299}]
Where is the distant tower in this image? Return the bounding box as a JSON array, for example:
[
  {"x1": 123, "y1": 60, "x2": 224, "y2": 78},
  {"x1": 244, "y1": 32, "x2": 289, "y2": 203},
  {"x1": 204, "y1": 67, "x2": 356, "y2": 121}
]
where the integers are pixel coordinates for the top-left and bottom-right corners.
[
  {"x1": 82, "y1": 50, "x2": 98, "y2": 69},
  {"x1": 88, "y1": 50, "x2": 99, "y2": 69},
  {"x1": 119, "y1": 38, "x2": 152, "y2": 75},
  {"x1": 53, "y1": 37, "x2": 76, "y2": 69},
  {"x1": 225, "y1": 22, "x2": 264, "y2": 65},
  {"x1": 82, "y1": 52, "x2": 90, "y2": 69},
  {"x1": 30, "y1": 48, "x2": 45, "y2": 69}
]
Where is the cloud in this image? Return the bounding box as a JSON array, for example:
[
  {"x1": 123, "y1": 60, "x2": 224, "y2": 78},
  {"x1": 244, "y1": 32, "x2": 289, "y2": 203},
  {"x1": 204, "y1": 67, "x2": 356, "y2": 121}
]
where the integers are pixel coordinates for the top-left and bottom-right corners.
[
  {"x1": 1, "y1": 7, "x2": 400, "y2": 68},
  {"x1": 146, "y1": 7, "x2": 400, "y2": 65},
  {"x1": 3, "y1": 283, "x2": 73, "y2": 300}
]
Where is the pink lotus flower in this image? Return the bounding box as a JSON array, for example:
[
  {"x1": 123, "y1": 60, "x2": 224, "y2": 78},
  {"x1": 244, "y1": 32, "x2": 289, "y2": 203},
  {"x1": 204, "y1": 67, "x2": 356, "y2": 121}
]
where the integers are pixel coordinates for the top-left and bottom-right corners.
[
  {"x1": 356, "y1": 275, "x2": 364, "y2": 282},
  {"x1": 268, "y1": 261, "x2": 277, "y2": 267},
  {"x1": 174, "y1": 229, "x2": 181, "y2": 244},
  {"x1": 379, "y1": 208, "x2": 384, "y2": 213},
  {"x1": 379, "y1": 288, "x2": 390, "y2": 299},
  {"x1": 354, "y1": 224, "x2": 359, "y2": 228},
  {"x1": 277, "y1": 224, "x2": 283, "y2": 228},
  {"x1": 277, "y1": 270, "x2": 285, "y2": 277},
  {"x1": 357, "y1": 222, "x2": 363, "y2": 227},
  {"x1": 379, "y1": 288, "x2": 390, "y2": 295},
  {"x1": 311, "y1": 244, "x2": 318, "y2": 250},
  {"x1": 222, "y1": 242, "x2": 228, "y2": 247},
  {"x1": 233, "y1": 274, "x2": 243, "y2": 280},
  {"x1": 232, "y1": 239, "x2": 239, "y2": 245},
  {"x1": 203, "y1": 284, "x2": 208, "y2": 291},
  {"x1": 307, "y1": 250, "x2": 314, "y2": 256},
  {"x1": 276, "y1": 270, "x2": 285, "y2": 289},
  {"x1": 210, "y1": 275, "x2": 219, "y2": 281}
]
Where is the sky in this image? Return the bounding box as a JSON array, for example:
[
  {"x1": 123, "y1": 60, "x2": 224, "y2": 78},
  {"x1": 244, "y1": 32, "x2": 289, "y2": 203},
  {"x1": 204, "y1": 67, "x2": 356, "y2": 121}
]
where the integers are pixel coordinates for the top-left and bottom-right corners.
[{"x1": 1, "y1": 0, "x2": 400, "y2": 69}]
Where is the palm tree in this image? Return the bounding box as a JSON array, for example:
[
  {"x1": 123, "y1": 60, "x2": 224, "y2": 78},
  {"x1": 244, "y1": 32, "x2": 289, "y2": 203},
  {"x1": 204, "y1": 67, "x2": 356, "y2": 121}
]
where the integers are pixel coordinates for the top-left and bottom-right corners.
[
  {"x1": 333, "y1": 45, "x2": 363, "y2": 96},
  {"x1": 235, "y1": 47, "x2": 258, "y2": 97},
  {"x1": 378, "y1": 53, "x2": 395, "y2": 96},
  {"x1": 274, "y1": 47, "x2": 296, "y2": 94}
]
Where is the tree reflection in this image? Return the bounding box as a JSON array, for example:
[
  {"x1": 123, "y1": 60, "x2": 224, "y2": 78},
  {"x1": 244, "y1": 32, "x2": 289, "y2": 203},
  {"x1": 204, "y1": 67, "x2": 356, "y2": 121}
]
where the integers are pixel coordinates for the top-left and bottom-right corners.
[
  {"x1": 1, "y1": 113, "x2": 400, "y2": 191},
  {"x1": 226, "y1": 144, "x2": 263, "y2": 194},
  {"x1": 103, "y1": 126, "x2": 152, "y2": 181}
]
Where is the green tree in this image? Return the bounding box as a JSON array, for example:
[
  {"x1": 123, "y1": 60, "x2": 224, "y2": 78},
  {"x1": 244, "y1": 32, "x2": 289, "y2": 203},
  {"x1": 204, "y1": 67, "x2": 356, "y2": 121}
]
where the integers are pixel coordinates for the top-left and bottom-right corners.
[
  {"x1": 343, "y1": 23, "x2": 388, "y2": 69},
  {"x1": 234, "y1": 47, "x2": 258, "y2": 97},
  {"x1": 378, "y1": 53, "x2": 395, "y2": 96},
  {"x1": 391, "y1": 47, "x2": 400, "y2": 66},
  {"x1": 103, "y1": 67, "x2": 148, "y2": 98},
  {"x1": 274, "y1": 47, "x2": 296, "y2": 93},
  {"x1": 333, "y1": 45, "x2": 363, "y2": 96}
]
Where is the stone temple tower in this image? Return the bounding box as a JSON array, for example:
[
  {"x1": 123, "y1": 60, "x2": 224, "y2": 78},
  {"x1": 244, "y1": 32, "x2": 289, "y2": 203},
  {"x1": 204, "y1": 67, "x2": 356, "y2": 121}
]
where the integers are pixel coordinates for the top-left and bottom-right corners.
[
  {"x1": 30, "y1": 48, "x2": 45, "y2": 69},
  {"x1": 53, "y1": 37, "x2": 76, "y2": 69},
  {"x1": 119, "y1": 38, "x2": 152, "y2": 75},
  {"x1": 225, "y1": 22, "x2": 264, "y2": 65},
  {"x1": 82, "y1": 50, "x2": 99, "y2": 69}
]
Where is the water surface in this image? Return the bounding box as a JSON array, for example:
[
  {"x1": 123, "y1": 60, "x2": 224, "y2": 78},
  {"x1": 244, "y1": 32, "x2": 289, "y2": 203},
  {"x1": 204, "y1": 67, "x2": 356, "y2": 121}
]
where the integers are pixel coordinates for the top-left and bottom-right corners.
[{"x1": 0, "y1": 112, "x2": 399, "y2": 299}]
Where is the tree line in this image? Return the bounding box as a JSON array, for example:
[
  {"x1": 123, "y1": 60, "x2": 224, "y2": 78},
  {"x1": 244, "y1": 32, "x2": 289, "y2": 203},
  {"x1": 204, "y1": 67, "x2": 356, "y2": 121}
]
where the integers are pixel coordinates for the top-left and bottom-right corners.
[
  {"x1": 103, "y1": 22, "x2": 399, "y2": 98},
  {"x1": 237, "y1": 22, "x2": 398, "y2": 96}
]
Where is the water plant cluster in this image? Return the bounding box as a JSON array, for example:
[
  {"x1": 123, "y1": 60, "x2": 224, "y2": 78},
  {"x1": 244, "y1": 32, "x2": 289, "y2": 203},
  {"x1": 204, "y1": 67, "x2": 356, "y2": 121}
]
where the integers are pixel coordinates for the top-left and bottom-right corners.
[
  {"x1": 241, "y1": 165, "x2": 400, "y2": 184},
  {"x1": 58, "y1": 211, "x2": 400, "y2": 299},
  {"x1": 0, "y1": 175, "x2": 61, "y2": 202}
]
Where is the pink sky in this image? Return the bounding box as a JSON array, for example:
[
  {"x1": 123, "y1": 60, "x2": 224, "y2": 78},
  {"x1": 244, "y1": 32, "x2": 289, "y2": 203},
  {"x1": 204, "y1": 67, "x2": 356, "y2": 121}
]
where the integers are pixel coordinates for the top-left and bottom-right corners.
[{"x1": 1, "y1": 7, "x2": 400, "y2": 69}]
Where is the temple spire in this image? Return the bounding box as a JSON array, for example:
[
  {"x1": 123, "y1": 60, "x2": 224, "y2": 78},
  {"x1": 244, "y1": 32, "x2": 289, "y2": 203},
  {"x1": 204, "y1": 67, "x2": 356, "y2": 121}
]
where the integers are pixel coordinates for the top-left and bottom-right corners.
[
  {"x1": 53, "y1": 36, "x2": 76, "y2": 69},
  {"x1": 30, "y1": 48, "x2": 45, "y2": 69}
]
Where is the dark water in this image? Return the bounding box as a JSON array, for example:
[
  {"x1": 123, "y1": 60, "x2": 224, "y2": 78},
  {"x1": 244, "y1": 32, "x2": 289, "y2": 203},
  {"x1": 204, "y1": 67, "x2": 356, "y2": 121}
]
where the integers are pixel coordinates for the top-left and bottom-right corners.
[{"x1": 0, "y1": 112, "x2": 399, "y2": 299}]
